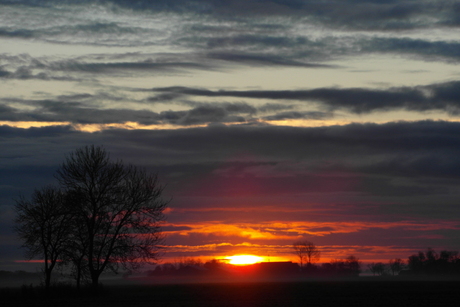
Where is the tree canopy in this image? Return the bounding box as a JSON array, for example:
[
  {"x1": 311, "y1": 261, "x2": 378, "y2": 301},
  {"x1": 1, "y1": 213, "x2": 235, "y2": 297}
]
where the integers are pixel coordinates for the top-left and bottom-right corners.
[{"x1": 15, "y1": 145, "x2": 168, "y2": 289}]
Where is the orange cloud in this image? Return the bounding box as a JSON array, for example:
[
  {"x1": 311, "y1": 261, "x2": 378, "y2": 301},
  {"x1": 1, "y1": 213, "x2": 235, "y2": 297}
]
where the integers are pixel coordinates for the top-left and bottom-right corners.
[{"x1": 163, "y1": 220, "x2": 460, "y2": 241}]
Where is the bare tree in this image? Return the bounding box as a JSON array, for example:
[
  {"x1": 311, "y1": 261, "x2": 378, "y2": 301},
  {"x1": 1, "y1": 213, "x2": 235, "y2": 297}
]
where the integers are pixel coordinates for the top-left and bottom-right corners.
[
  {"x1": 367, "y1": 262, "x2": 386, "y2": 276},
  {"x1": 60, "y1": 190, "x2": 90, "y2": 289},
  {"x1": 14, "y1": 186, "x2": 73, "y2": 290},
  {"x1": 293, "y1": 240, "x2": 320, "y2": 268},
  {"x1": 389, "y1": 258, "x2": 404, "y2": 276},
  {"x1": 55, "y1": 145, "x2": 168, "y2": 288},
  {"x1": 344, "y1": 255, "x2": 361, "y2": 276}
]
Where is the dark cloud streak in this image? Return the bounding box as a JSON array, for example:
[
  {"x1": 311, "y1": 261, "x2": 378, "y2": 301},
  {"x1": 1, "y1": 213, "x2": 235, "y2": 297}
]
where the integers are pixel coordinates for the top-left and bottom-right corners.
[
  {"x1": 4, "y1": 0, "x2": 458, "y2": 30},
  {"x1": 152, "y1": 81, "x2": 460, "y2": 114}
]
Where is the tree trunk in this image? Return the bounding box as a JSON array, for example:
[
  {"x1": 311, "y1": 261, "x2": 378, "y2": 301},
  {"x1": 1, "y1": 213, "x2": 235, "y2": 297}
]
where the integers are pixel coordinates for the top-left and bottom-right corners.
[
  {"x1": 76, "y1": 266, "x2": 81, "y2": 290},
  {"x1": 44, "y1": 258, "x2": 52, "y2": 291},
  {"x1": 91, "y1": 270, "x2": 101, "y2": 292},
  {"x1": 45, "y1": 269, "x2": 51, "y2": 289}
]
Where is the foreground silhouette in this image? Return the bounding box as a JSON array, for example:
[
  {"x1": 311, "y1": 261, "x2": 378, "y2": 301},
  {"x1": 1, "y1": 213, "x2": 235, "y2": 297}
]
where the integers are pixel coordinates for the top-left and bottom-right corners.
[
  {"x1": 3, "y1": 280, "x2": 459, "y2": 307},
  {"x1": 14, "y1": 145, "x2": 168, "y2": 290}
]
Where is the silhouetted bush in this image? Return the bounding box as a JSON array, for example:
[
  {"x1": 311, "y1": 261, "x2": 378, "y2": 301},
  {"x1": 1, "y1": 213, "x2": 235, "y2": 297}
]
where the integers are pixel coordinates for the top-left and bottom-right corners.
[{"x1": 407, "y1": 248, "x2": 460, "y2": 276}]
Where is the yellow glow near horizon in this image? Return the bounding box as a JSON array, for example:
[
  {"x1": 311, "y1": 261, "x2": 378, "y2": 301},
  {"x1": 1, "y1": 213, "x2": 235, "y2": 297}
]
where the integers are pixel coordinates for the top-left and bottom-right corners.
[
  {"x1": 3, "y1": 117, "x2": 460, "y2": 132},
  {"x1": 0, "y1": 121, "x2": 72, "y2": 128},
  {"x1": 227, "y1": 255, "x2": 264, "y2": 265}
]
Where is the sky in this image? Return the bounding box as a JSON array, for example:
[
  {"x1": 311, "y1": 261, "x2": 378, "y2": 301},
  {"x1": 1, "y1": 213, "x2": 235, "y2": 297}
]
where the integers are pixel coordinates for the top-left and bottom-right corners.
[{"x1": 1, "y1": 0, "x2": 460, "y2": 271}]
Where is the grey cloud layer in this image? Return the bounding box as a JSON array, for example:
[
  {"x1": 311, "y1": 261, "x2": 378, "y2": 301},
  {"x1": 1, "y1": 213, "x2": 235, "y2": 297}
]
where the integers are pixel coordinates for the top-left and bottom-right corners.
[
  {"x1": 2, "y1": 1, "x2": 460, "y2": 79},
  {"x1": 0, "y1": 96, "x2": 263, "y2": 125},
  {"x1": 4, "y1": 1, "x2": 459, "y2": 30},
  {"x1": 3, "y1": 80, "x2": 459, "y2": 126},
  {"x1": 3, "y1": 120, "x2": 460, "y2": 205},
  {"x1": 152, "y1": 81, "x2": 460, "y2": 115}
]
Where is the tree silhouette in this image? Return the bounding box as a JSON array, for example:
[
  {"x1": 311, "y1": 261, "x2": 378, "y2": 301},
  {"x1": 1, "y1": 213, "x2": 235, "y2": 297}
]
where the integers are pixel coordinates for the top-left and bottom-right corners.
[
  {"x1": 345, "y1": 255, "x2": 361, "y2": 276},
  {"x1": 15, "y1": 145, "x2": 168, "y2": 290},
  {"x1": 292, "y1": 240, "x2": 320, "y2": 269},
  {"x1": 55, "y1": 145, "x2": 168, "y2": 288},
  {"x1": 389, "y1": 258, "x2": 404, "y2": 276},
  {"x1": 407, "y1": 248, "x2": 460, "y2": 275},
  {"x1": 14, "y1": 186, "x2": 73, "y2": 290},
  {"x1": 367, "y1": 262, "x2": 386, "y2": 276},
  {"x1": 60, "y1": 190, "x2": 90, "y2": 289}
]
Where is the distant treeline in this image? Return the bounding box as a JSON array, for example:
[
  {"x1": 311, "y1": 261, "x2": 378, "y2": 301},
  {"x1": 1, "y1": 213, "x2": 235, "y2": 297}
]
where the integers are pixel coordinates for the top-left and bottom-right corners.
[
  {"x1": 368, "y1": 248, "x2": 460, "y2": 276},
  {"x1": 0, "y1": 270, "x2": 40, "y2": 279},
  {"x1": 406, "y1": 248, "x2": 460, "y2": 276},
  {"x1": 148, "y1": 248, "x2": 460, "y2": 279},
  {"x1": 147, "y1": 255, "x2": 362, "y2": 278}
]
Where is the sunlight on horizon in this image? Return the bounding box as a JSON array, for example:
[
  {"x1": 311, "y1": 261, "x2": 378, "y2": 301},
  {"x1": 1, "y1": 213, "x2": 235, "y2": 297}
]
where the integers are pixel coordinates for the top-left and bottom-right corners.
[
  {"x1": 3, "y1": 117, "x2": 460, "y2": 133},
  {"x1": 226, "y1": 255, "x2": 264, "y2": 265}
]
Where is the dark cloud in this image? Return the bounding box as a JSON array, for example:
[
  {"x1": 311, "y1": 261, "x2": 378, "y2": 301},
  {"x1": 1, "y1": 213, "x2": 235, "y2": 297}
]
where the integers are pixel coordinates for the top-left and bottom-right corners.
[
  {"x1": 0, "y1": 69, "x2": 10, "y2": 77},
  {"x1": 206, "y1": 52, "x2": 335, "y2": 68},
  {"x1": 258, "y1": 103, "x2": 296, "y2": 113},
  {"x1": 0, "y1": 125, "x2": 77, "y2": 143},
  {"x1": 147, "y1": 93, "x2": 184, "y2": 103},
  {"x1": 177, "y1": 35, "x2": 460, "y2": 66},
  {"x1": 0, "y1": 53, "x2": 218, "y2": 82},
  {"x1": 120, "y1": 120, "x2": 460, "y2": 197},
  {"x1": 156, "y1": 102, "x2": 258, "y2": 125},
  {"x1": 0, "y1": 28, "x2": 34, "y2": 38},
  {"x1": 4, "y1": 0, "x2": 457, "y2": 30},
  {"x1": 0, "y1": 66, "x2": 72, "y2": 81},
  {"x1": 152, "y1": 81, "x2": 460, "y2": 114},
  {"x1": 205, "y1": 35, "x2": 301, "y2": 49},
  {"x1": 103, "y1": 0, "x2": 460, "y2": 30},
  {"x1": 160, "y1": 106, "x2": 245, "y2": 126},
  {"x1": 162, "y1": 225, "x2": 193, "y2": 232},
  {"x1": 0, "y1": 100, "x2": 160, "y2": 125},
  {"x1": 3, "y1": 120, "x2": 460, "y2": 230},
  {"x1": 3, "y1": 119, "x2": 450, "y2": 187},
  {"x1": 1, "y1": 98, "x2": 260, "y2": 126},
  {"x1": 0, "y1": 21, "x2": 154, "y2": 47},
  {"x1": 54, "y1": 61, "x2": 212, "y2": 74},
  {"x1": 362, "y1": 38, "x2": 460, "y2": 62},
  {"x1": 263, "y1": 111, "x2": 331, "y2": 121}
]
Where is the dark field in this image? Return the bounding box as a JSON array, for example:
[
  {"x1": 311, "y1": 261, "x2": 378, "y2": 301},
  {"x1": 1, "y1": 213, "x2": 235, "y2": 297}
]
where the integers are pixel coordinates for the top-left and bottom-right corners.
[{"x1": 2, "y1": 279, "x2": 460, "y2": 307}]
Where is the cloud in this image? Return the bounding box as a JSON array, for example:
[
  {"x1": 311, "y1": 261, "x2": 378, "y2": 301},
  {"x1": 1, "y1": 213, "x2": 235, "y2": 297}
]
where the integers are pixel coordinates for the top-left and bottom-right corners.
[
  {"x1": 362, "y1": 37, "x2": 460, "y2": 62},
  {"x1": 1, "y1": 96, "x2": 263, "y2": 126},
  {"x1": 51, "y1": 1, "x2": 453, "y2": 31},
  {"x1": 162, "y1": 225, "x2": 193, "y2": 232},
  {"x1": 0, "y1": 99, "x2": 160, "y2": 125},
  {"x1": 160, "y1": 106, "x2": 246, "y2": 126},
  {"x1": 5, "y1": 0, "x2": 457, "y2": 31},
  {"x1": 4, "y1": 117, "x2": 460, "y2": 194},
  {"x1": 262, "y1": 111, "x2": 331, "y2": 121},
  {"x1": 54, "y1": 60, "x2": 212, "y2": 74},
  {"x1": 0, "y1": 28, "x2": 34, "y2": 38},
  {"x1": 206, "y1": 52, "x2": 335, "y2": 68},
  {"x1": 3, "y1": 1, "x2": 460, "y2": 70},
  {"x1": 0, "y1": 52, "x2": 222, "y2": 83},
  {"x1": 152, "y1": 81, "x2": 460, "y2": 115}
]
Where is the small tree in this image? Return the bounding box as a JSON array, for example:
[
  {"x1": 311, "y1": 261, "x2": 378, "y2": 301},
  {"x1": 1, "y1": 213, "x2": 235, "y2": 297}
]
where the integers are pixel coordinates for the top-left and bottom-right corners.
[
  {"x1": 293, "y1": 240, "x2": 320, "y2": 269},
  {"x1": 389, "y1": 258, "x2": 404, "y2": 276},
  {"x1": 14, "y1": 186, "x2": 73, "y2": 290},
  {"x1": 368, "y1": 262, "x2": 386, "y2": 276},
  {"x1": 408, "y1": 252, "x2": 425, "y2": 274},
  {"x1": 345, "y1": 255, "x2": 361, "y2": 276},
  {"x1": 56, "y1": 145, "x2": 168, "y2": 288}
]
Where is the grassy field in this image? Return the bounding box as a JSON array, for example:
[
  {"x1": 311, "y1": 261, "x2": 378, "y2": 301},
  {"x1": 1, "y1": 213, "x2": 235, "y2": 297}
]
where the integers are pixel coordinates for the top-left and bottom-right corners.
[{"x1": 2, "y1": 279, "x2": 460, "y2": 307}]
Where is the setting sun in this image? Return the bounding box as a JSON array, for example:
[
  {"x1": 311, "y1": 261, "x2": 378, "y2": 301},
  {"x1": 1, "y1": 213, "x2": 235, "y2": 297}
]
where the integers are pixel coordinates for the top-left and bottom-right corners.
[{"x1": 226, "y1": 255, "x2": 263, "y2": 265}]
